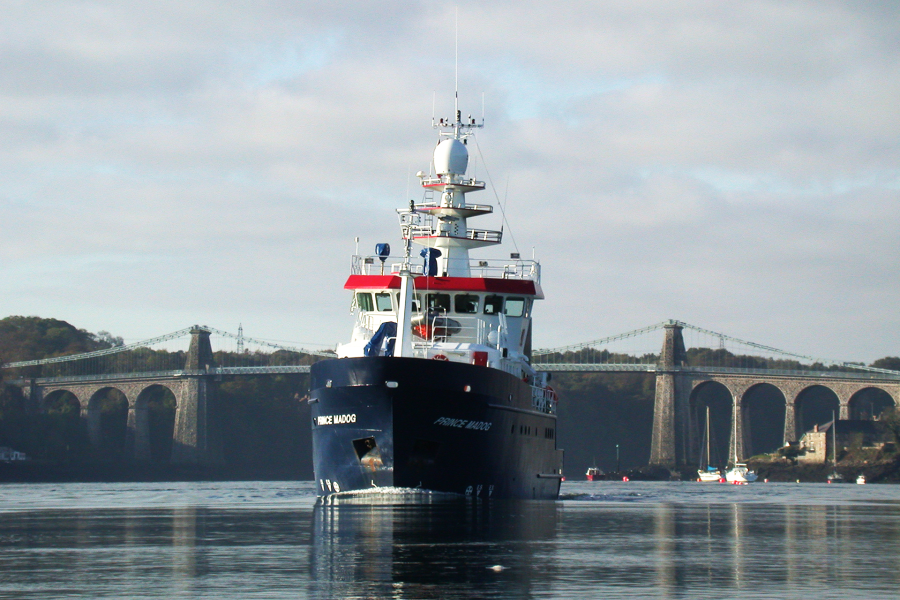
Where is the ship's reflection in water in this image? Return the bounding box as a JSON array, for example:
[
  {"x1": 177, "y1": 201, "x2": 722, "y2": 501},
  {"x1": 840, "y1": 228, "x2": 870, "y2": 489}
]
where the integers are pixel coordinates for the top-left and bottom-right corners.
[{"x1": 309, "y1": 493, "x2": 560, "y2": 599}]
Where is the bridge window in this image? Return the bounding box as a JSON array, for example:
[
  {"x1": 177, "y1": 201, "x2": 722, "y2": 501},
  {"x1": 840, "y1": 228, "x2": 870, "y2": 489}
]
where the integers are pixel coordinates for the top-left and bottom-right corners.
[
  {"x1": 504, "y1": 297, "x2": 526, "y2": 318},
  {"x1": 375, "y1": 292, "x2": 393, "y2": 312},
  {"x1": 357, "y1": 293, "x2": 374, "y2": 312},
  {"x1": 426, "y1": 293, "x2": 451, "y2": 312},
  {"x1": 484, "y1": 295, "x2": 503, "y2": 315},
  {"x1": 454, "y1": 294, "x2": 479, "y2": 314},
  {"x1": 394, "y1": 292, "x2": 422, "y2": 312}
]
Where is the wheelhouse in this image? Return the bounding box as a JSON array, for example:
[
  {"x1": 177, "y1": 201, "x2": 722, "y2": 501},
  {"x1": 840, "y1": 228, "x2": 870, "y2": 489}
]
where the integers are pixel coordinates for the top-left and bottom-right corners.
[{"x1": 337, "y1": 256, "x2": 543, "y2": 379}]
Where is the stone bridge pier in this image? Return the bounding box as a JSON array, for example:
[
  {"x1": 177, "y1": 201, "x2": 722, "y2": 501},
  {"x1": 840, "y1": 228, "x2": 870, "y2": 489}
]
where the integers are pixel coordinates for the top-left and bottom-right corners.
[
  {"x1": 21, "y1": 327, "x2": 223, "y2": 466},
  {"x1": 649, "y1": 322, "x2": 691, "y2": 466}
]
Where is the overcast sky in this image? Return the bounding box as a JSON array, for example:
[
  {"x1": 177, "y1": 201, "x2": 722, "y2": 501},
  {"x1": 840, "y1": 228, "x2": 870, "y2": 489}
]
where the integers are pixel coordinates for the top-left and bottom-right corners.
[{"x1": 1, "y1": 1, "x2": 898, "y2": 362}]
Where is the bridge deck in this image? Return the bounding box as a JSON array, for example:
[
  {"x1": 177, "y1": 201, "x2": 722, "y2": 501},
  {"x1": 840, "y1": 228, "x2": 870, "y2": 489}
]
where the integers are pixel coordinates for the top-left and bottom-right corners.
[{"x1": 13, "y1": 363, "x2": 900, "y2": 386}]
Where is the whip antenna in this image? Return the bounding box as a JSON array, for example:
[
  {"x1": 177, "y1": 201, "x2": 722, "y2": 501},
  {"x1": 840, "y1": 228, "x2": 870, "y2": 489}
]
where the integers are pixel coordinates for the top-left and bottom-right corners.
[{"x1": 454, "y1": 7, "x2": 459, "y2": 118}]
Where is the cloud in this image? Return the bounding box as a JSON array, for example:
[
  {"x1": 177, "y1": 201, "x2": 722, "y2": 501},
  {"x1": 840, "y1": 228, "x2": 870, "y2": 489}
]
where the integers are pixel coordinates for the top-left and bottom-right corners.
[{"x1": 0, "y1": 1, "x2": 897, "y2": 361}]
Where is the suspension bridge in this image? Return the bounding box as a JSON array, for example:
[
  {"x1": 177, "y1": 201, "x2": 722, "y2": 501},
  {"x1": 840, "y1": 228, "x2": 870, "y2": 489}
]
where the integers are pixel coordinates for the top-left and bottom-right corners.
[{"x1": 2, "y1": 320, "x2": 898, "y2": 468}]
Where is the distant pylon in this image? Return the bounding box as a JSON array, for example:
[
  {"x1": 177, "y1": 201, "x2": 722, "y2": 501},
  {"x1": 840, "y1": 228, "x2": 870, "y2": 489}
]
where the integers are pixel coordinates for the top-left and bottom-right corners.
[{"x1": 237, "y1": 324, "x2": 245, "y2": 354}]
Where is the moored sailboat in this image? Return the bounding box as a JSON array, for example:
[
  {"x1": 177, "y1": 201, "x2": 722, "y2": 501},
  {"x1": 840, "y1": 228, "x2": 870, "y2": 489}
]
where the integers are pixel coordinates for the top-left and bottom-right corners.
[
  {"x1": 697, "y1": 406, "x2": 723, "y2": 482},
  {"x1": 826, "y1": 411, "x2": 846, "y2": 483},
  {"x1": 725, "y1": 404, "x2": 758, "y2": 484}
]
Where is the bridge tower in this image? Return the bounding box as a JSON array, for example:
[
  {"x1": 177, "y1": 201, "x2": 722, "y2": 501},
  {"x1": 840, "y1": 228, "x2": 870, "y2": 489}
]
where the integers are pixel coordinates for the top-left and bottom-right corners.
[
  {"x1": 170, "y1": 326, "x2": 224, "y2": 465},
  {"x1": 649, "y1": 321, "x2": 690, "y2": 467}
]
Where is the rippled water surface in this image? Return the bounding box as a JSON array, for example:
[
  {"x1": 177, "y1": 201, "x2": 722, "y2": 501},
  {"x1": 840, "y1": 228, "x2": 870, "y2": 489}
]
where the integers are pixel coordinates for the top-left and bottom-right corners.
[{"x1": 1, "y1": 480, "x2": 898, "y2": 599}]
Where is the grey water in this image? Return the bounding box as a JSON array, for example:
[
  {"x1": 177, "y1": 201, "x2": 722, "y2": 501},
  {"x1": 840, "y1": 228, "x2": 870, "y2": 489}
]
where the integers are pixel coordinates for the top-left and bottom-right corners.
[{"x1": 1, "y1": 481, "x2": 898, "y2": 599}]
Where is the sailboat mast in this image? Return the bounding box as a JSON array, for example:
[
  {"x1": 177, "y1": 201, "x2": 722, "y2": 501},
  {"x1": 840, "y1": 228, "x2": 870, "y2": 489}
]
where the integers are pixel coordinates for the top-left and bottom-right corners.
[
  {"x1": 706, "y1": 406, "x2": 712, "y2": 467},
  {"x1": 731, "y1": 402, "x2": 737, "y2": 465},
  {"x1": 832, "y1": 410, "x2": 837, "y2": 468}
]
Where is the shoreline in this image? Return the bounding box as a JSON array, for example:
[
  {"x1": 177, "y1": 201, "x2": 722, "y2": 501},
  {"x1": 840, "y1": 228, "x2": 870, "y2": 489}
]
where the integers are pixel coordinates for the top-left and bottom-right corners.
[
  {"x1": 4, "y1": 458, "x2": 899, "y2": 485},
  {"x1": 0, "y1": 461, "x2": 309, "y2": 484}
]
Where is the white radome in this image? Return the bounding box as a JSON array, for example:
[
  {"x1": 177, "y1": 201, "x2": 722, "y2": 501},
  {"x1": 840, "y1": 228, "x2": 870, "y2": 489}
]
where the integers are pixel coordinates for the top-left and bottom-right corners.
[{"x1": 433, "y1": 138, "x2": 468, "y2": 175}]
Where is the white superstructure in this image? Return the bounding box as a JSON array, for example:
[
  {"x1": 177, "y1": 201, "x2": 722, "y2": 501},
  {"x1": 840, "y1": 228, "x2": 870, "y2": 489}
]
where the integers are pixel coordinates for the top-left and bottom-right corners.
[{"x1": 334, "y1": 101, "x2": 553, "y2": 412}]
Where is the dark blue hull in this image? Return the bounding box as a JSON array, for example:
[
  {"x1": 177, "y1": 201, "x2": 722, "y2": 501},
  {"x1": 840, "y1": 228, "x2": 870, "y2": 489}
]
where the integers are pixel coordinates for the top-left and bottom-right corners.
[{"x1": 309, "y1": 357, "x2": 564, "y2": 500}]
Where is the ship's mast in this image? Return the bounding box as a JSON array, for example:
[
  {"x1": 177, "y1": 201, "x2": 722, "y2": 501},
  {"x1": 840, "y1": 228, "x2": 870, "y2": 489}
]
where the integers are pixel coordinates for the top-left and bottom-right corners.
[
  {"x1": 401, "y1": 28, "x2": 499, "y2": 277},
  {"x1": 403, "y1": 90, "x2": 496, "y2": 278}
]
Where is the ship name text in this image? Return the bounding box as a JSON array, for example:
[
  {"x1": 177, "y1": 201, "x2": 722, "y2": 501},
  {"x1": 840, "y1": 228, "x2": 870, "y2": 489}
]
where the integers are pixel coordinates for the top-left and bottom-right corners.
[
  {"x1": 316, "y1": 413, "x2": 357, "y2": 426},
  {"x1": 434, "y1": 417, "x2": 492, "y2": 431}
]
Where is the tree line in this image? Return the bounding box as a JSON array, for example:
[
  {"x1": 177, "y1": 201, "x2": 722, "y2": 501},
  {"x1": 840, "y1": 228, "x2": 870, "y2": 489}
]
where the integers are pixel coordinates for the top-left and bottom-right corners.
[{"x1": 0, "y1": 316, "x2": 314, "y2": 476}]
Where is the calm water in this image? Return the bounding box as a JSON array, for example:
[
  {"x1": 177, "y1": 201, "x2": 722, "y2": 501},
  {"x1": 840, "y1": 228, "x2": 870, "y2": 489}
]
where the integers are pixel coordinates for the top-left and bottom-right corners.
[{"x1": 0, "y1": 480, "x2": 898, "y2": 599}]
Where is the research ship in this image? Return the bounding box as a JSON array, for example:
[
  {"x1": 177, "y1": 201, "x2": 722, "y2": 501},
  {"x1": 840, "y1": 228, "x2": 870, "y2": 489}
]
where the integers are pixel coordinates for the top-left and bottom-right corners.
[{"x1": 309, "y1": 96, "x2": 563, "y2": 500}]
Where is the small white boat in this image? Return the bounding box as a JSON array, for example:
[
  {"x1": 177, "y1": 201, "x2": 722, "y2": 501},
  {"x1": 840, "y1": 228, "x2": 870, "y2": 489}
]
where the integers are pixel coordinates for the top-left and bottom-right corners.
[
  {"x1": 725, "y1": 463, "x2": 758, "y2": 484},
  {"x1": 698, "y1": 469, "x2": 723, "y2": 482},
  {"x1": 856, "y1": 475, "x2": 866, "y2": 485}
]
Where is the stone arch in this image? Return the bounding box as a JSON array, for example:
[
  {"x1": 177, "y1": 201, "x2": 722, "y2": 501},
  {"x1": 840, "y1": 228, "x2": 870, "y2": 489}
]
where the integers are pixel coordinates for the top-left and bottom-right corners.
[
  {"x1": 43, "y1": 388, "x2": 82, "y2": 414},
  {"x1": 848, "y1": 387, "x2": 896, "y2": 420},
  {"x1": 740, "y1": 383, "x2": 786, "y2": 457},
  {"x1": 689, "y1": 380, "x2": 733, "y2": 468},
  {"x1": 39, "y1": 389, "x2": 88, "y2": 461},
  {"x1": 794, "y1": 385, "x2": 840, "y2": 439},
  {"x1": 134, "y1": 384, "x2": 178, "y2": 462},
  {"x1": 86, "y1": 387, "x2": 129, "y2": 458}
]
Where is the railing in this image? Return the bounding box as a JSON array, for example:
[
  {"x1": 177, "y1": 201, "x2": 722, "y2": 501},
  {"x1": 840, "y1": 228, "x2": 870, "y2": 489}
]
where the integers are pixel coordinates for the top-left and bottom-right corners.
[
  {"x1": 14, "y1": 370, "x2": 197, "y2": 385},
  {"x1": 419, "y1": 176, "x2": 485, "y2": 188},
  {"x1": 464, "y1": 229, "x2": 502, "y2": 243},
  {"x1": 351, "y1": 255, "x2": 541, "y2": 282},
  {"x1": 413, "y1": 201, "x2": 492, "y2": 213},
  {"x1": 357, "y1": 312, "x2": 394, "y2": 335},
  {"x1": 403, "y1": 224, "x2": 502, "y2": 244},
  {"x1": 411, "y1": 314, "x2": 490, "y2": 347},
  {"x1": 534, "y1": 363, "x2": 655, "y2": 373},
  {"x1": 353, "y1": 312, "x2": 484, "y2": 345},
  {"x1": 531, "y1": 385, "x2": 557, "y2": 415},
  {"x1": 676, "y1": 365, "x2": 900, "y2": 381},
  {"x1": 214, "y1": 366, "x2": 312, "y2": 375},
  {"x1": 352, "y1": 255, "x2": 424, "y2": 276},
  {"x1": 12, "y1": 365, "x2": 316, "y2": 385},
  {"x1": 397, "y1": 209, "x2": 501, "y2": 245}
]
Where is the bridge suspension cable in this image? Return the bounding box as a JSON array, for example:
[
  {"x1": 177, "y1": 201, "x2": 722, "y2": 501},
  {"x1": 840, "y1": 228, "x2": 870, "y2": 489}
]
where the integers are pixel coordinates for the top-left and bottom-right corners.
[
  {"x1": 202, "y1": 327, "x2": 335, "y2": 358},
  {"x1": 674, "y1": 320, "x2": 898, "y2": 376},
  {"x1": 0, "y1": 325, "x2": 336, "y2": 371},
  {"x1": 0, "y1": 327, "x2": 198, "y2": 368},
  {"x1": 532, "y1": 319, "x2": 899, "y2": 376},
  {"x1": 532, "y1": 321, "x2": 670, "y2": 357}
]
